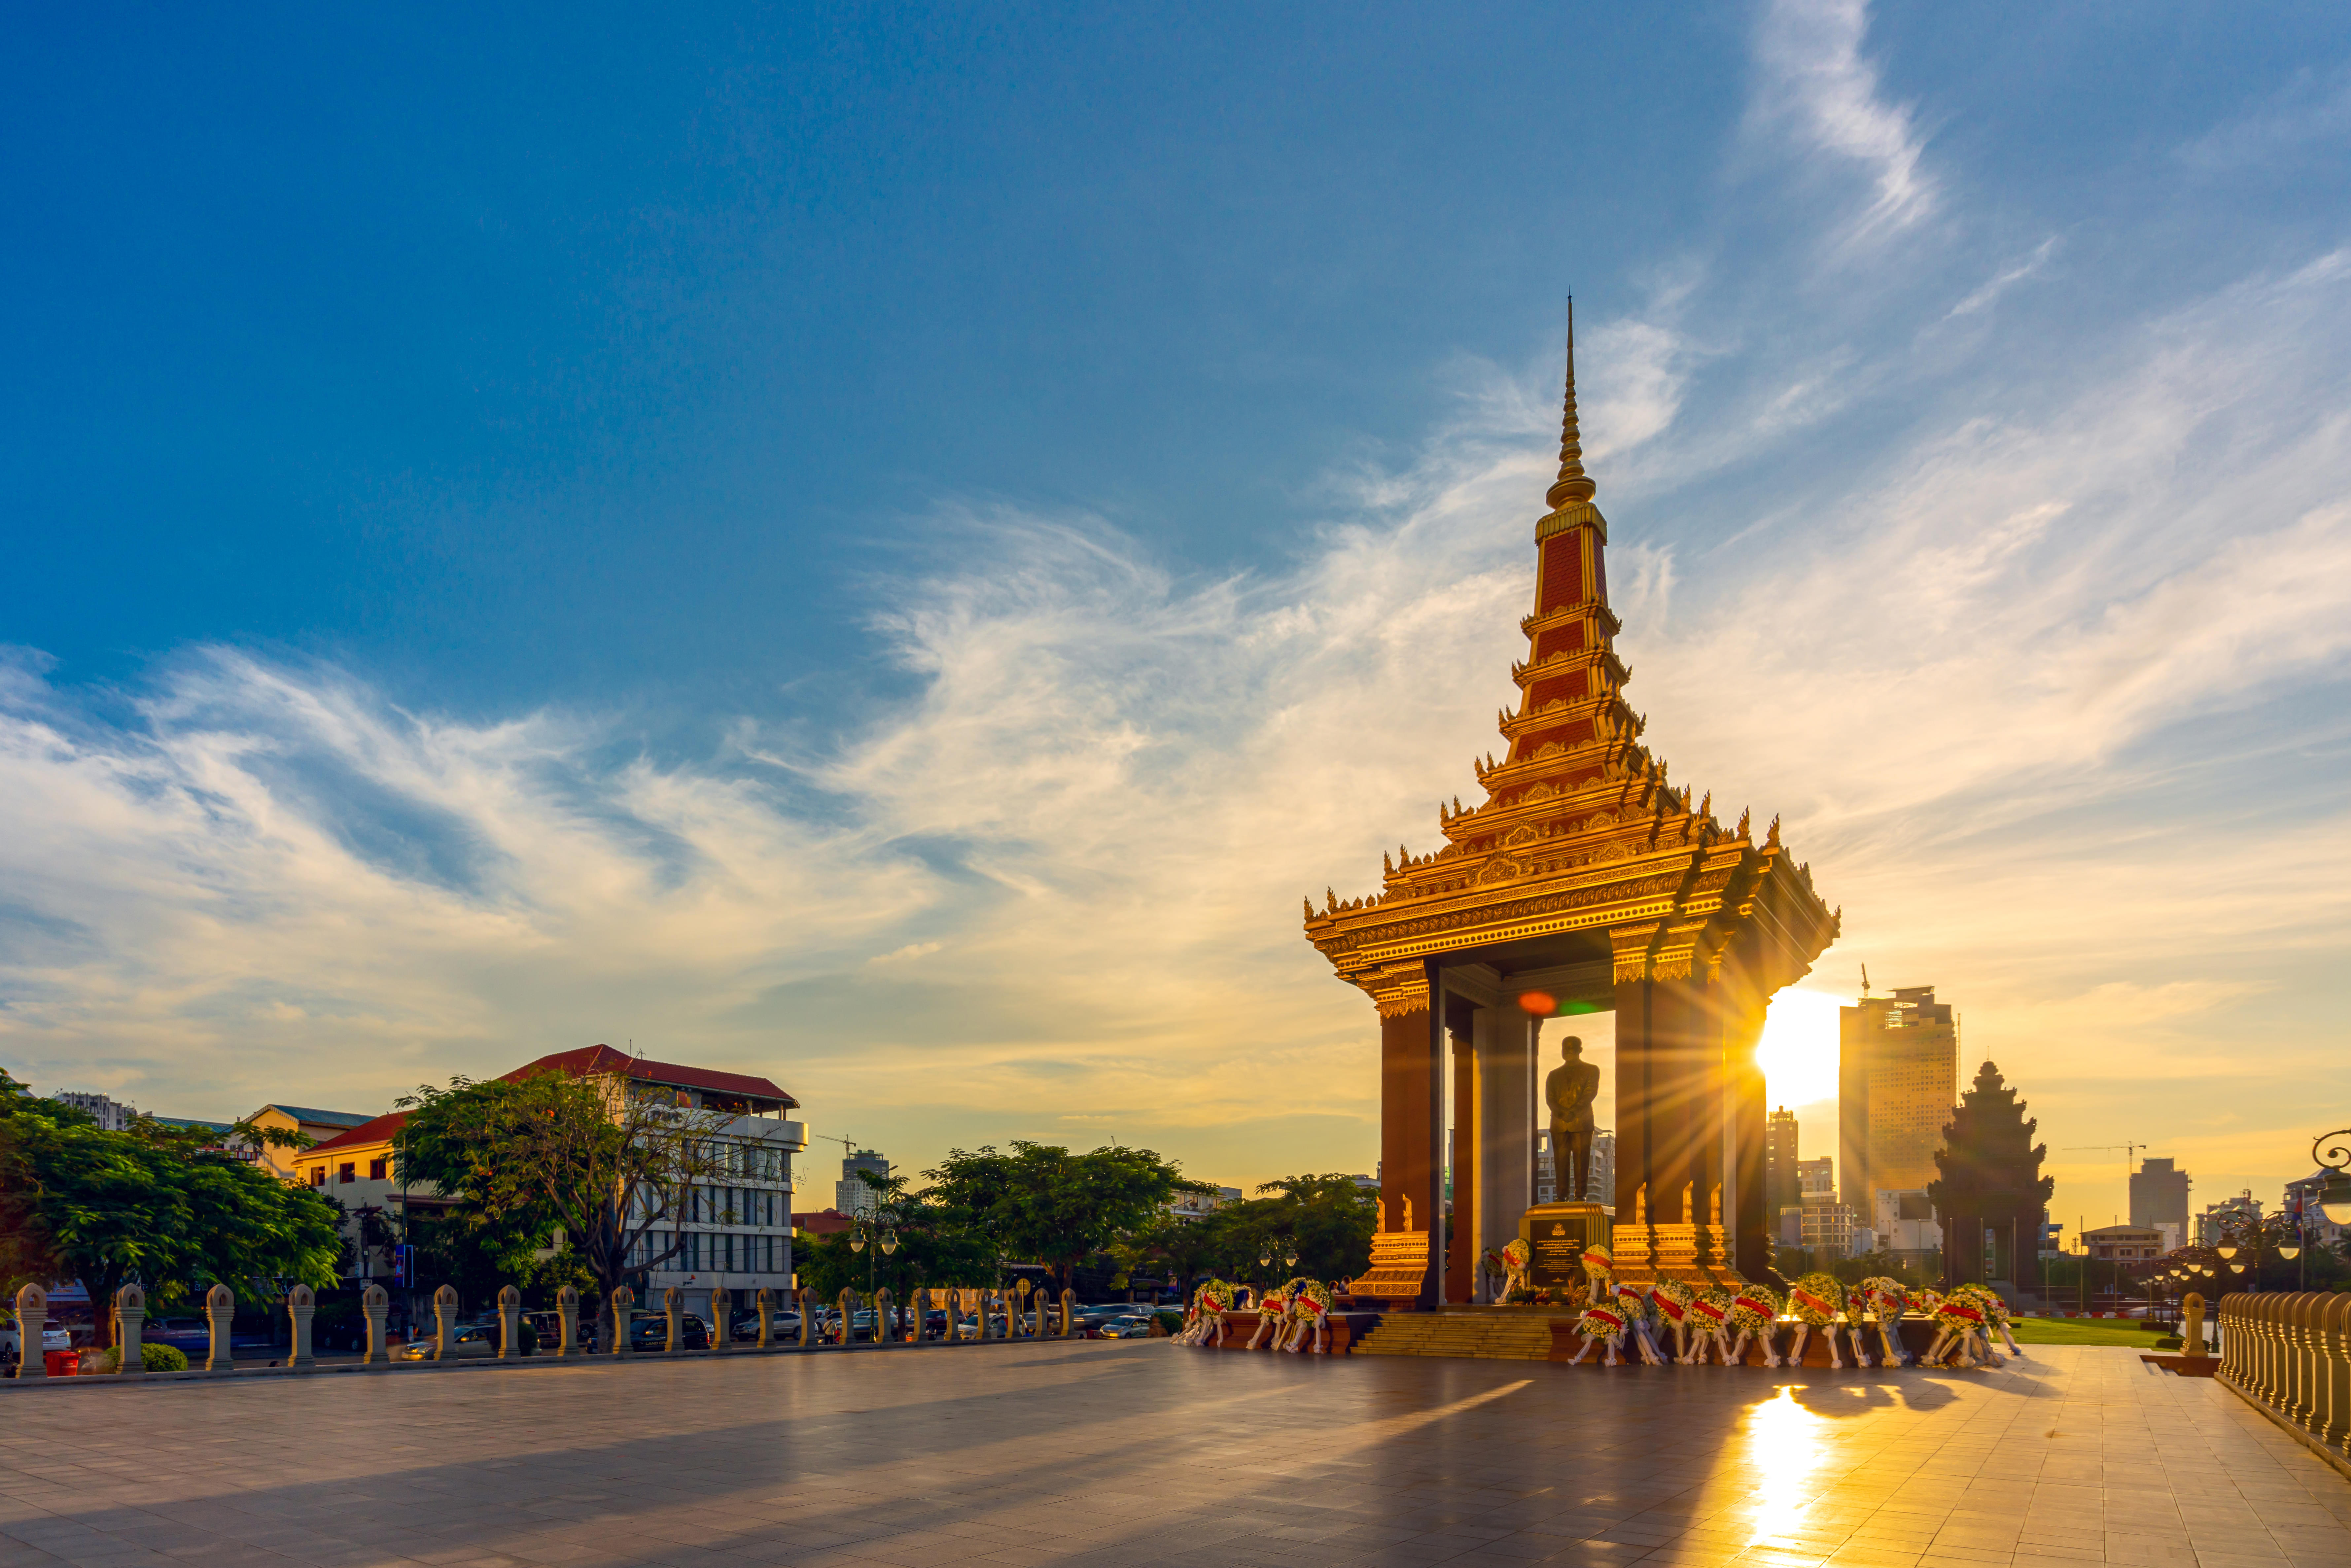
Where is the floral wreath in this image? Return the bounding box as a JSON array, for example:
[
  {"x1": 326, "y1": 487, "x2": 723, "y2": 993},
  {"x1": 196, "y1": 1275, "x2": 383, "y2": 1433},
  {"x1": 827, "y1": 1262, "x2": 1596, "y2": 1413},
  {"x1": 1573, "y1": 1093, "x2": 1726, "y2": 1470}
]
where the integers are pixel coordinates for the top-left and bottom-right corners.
[
  {"x1": 1950, "y1": 1283, "x2": 2008, "y2": 1326},
  {"x1": 1860, "y1": 1277, "x2": 1909, "y2": 1319},
  {"x1": 1577, "y1": 1300, "x2": 1627, "y2": 1339},
  {"x1": 1728, "y1": 1284, "x2": 1780, "y2": 1333},
  {"x1": 1786, "y1": 1272, "x2": 1845, "y2": 1328}
]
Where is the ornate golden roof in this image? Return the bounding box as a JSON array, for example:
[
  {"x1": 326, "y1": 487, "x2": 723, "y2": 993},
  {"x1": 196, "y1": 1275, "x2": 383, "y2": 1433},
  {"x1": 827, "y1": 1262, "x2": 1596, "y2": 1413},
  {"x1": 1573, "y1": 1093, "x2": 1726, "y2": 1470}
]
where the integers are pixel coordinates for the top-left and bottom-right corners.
[{"x1": 1305, "y1": 312, "x2": 1838, "y2": 1015}]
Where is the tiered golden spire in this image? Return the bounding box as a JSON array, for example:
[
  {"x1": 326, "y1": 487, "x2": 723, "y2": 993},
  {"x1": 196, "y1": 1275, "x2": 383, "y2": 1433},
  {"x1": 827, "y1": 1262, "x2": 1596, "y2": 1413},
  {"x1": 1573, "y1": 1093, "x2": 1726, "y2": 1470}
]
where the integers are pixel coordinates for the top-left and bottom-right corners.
[{"x1": 1545, "y1": 298, "x2": 1596, "y2": 512}]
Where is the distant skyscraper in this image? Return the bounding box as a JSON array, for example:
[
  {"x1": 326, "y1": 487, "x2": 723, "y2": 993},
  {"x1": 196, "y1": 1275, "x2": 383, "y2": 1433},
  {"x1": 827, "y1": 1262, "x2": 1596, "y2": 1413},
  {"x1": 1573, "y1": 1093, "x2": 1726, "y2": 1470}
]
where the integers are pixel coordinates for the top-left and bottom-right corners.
[
  {"x1": 1766, "y1": 1106, "x2": 1801, "y2": 1218},
  {"x1": 2130, "y1": 1157, "x2": 2191, "y2": 1238},
  {"x1": 1797, "y1": 1156, "x2": 1834, "y2": 1197},
  {"x1": 1839, "y1": 984, "x2": 1959, "y2": 1218},
  {"x1": 835, "y1": 1148, "x2": 890, "y2": 1216}
]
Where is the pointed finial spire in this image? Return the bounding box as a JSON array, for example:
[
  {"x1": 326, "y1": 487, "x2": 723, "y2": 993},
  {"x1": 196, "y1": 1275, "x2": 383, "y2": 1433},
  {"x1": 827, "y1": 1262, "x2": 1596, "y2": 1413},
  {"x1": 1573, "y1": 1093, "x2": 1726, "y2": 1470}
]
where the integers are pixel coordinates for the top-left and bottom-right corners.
[{"x1": 1546, "y1": 297, "x2": 1597, "y2": 511}]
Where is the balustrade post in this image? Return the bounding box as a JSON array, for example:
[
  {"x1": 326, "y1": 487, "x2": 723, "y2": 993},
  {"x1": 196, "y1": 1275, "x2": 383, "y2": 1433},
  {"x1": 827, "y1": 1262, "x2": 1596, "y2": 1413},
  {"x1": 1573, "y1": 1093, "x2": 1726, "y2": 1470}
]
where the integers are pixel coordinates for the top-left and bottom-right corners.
[
  {"x1": 2265, "y1": 1294, "x2": 2287, "y2": 1408},
  {"x1": 555, "y1": 1284, "x2": 579, "y2": 1358},
  {"x1": 2289, "y1": 1293, "x2": 2317, "y2": 1435},
  {"x1": 13, "y1": 1284, "x2": 47, "y2": 1379},
  {"x1": 205, "y1": 1282, "x2": 236, "y2": 1373},
  {"x1": 611, "y1": 1286, "x2": 635, "y2": 1356},
  {"x1": 663, "y1": 1286, "x2": 685, "y2": 1354},
  {"x1": 710, "y1": 1286, "x2": 731, "y2": 1353},
  {"x1": 110, "y1": 1284, "x2": 145, "y2": 1375},
  {"x1": 874, "y1": 1288, "x2": 895, "y2": 1347},
  {"x1": 361, "y1": 1283, "x2": 389, "y2": 1364},
  {"x1": 497, "y1": 1285, "x2": 523, "y2": 1359},
  {"x1": 287, "y1": 1283, "x2": 317, "y2": 1370},
  {"x1": 838, "y1": 1288, "x2": 858, "y2": 1345},
  {"x1": 431, "y1": 1285, "x2": 459, "y2": 1362},
  {"x1": 1059, "y1": 1288, "x2": 1075, "y2": 1338},
  {"x1": 2326, "y1": 1295, "x2": 2351, "y2": 1463},
  {"x1": 797, "y1": 1288, "x2": 817, "y2": 1348},
  {"x1": 756, "y1": 1286, "x2": 775, "y2": 1350}
]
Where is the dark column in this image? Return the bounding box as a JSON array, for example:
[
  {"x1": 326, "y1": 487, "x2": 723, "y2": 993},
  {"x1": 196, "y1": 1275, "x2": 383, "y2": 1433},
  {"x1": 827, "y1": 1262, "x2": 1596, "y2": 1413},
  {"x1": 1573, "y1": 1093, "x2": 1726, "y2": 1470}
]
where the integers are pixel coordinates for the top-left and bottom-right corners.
[
  {"x1": 1727, "y1": 993, "x2": 1771, "y2": 1279},
  {"x1": 1378, "y1": 990, "x2": 1443, "y2": 1309},
  {"x1": 1446, "y1": 1015, "x2": 1477, "y2": 1304},
  {"x1": 1611, "y1": 977, "x2": 1653, "y2": 1221},
  {"x1": 1645, "y1": 979, "x2": 1713, "y2": 1227}
]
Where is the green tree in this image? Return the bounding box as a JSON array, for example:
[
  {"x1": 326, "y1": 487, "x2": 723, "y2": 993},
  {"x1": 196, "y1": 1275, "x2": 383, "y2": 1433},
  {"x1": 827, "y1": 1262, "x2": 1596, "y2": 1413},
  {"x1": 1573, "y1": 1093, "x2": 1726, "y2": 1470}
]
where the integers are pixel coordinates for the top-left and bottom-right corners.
[
  {"x1": 923, "y1": 1141, "x2": 1210, "y2": 1294},
  {"x1": 1169, "y1": 1175, "x2": 1376, "y2": 1293},
  {"x1": 796, "y1": 1169, "x2": 996, "y2": 1305},
  {"x1": 0, "y1": 1070, "x2": 343, "y2": 1344},
  {"x1": 396, "y1": 1068, "x2": 730, "y2": 1350}
]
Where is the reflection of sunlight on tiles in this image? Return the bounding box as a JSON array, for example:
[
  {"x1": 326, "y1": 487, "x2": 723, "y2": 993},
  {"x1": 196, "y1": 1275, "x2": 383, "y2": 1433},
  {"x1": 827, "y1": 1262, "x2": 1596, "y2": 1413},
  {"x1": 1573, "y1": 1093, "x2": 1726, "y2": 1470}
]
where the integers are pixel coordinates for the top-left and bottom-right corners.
[{"x1": 1741, "y1": 1383, "x2": 1827, "y2": 1550}]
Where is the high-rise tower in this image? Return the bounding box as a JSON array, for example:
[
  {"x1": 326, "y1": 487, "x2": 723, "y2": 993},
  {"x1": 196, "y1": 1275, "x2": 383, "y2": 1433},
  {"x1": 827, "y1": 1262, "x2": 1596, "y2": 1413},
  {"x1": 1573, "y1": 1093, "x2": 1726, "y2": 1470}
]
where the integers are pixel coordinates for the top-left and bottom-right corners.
[
  {"x1": 1766, "y1": 1105, "x2": 1802, "y2": 1219},
  {"x1": 1839, "y1": 984, "x2": 1958, "y2": 1219}
]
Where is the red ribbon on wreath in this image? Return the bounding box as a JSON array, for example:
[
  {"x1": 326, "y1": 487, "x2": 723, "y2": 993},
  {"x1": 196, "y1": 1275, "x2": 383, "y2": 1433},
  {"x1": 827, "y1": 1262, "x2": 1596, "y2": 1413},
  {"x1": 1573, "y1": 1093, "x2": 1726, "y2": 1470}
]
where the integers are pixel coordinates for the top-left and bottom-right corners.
[
  {"x1": 1692, "y1": 1298, "x2": 1727, "y2": 1323},
  {"x1": 1792, "y1": 1287, "x2": 1836, "y2": 1318},
  {"x1": 1734, "y1": 1295, "x2": 1773, "y2": 1318},
  {"x1": 1656, "y1": 1294, "x2": 1687, "y2": 1322},
  {"x1": 1942, "y1": 1303, "x2": 1983, "y2": 1324},
  {"x1": 1583, "y1": 1307, "x2": 1625, "y2": 1333}
]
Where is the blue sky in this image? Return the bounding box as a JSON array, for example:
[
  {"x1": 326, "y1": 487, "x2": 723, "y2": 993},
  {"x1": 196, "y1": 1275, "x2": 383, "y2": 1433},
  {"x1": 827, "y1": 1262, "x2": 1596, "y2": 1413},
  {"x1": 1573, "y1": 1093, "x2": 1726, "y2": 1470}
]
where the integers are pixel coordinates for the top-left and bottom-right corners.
[{"x1": 5, "y1": 2, "x2": 2349, "y2": 1234}]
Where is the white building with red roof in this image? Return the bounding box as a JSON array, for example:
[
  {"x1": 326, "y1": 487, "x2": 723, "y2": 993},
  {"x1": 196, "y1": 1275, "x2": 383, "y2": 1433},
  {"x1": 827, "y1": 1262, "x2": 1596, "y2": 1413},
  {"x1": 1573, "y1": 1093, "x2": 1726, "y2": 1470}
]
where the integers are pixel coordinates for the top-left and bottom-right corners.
[{"x1": 299, "y1": 1045, "x2": 807, "y2": 1324}]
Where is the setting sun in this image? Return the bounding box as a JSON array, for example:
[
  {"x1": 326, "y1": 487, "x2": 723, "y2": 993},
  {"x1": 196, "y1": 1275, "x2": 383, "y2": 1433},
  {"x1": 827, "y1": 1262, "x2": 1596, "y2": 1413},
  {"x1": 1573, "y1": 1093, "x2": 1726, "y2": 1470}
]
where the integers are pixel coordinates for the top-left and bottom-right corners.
[{"x1": 1755, "y1": 987, "x2": 1844, "y2": 1109}]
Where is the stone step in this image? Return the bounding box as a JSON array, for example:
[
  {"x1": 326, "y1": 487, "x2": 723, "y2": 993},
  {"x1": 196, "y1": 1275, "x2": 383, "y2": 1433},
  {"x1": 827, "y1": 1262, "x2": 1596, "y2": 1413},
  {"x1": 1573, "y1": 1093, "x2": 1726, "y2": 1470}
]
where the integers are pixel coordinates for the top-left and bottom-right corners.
[{"x1": 1353, "y1": 1314, "x2": 1562, "y2": 1361}]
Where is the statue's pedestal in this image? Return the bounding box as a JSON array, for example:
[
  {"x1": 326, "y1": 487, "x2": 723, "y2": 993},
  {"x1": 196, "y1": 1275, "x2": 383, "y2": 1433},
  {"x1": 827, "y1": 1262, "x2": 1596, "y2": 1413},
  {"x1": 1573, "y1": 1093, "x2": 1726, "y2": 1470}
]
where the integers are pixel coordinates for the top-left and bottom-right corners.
[{"x1": 1520, "y1": 1202, "x2": 1611, "y2": 1294}]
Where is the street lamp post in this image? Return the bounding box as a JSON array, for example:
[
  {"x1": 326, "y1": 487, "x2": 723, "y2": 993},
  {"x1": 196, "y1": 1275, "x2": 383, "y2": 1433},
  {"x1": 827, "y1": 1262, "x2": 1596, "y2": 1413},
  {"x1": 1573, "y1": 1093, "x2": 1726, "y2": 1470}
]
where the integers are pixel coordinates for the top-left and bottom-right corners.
[
  {"x1": 2316, "y1": 1129, "x2": 2351, "y2": 1227},
  {"x1": 848, "y1": 1214, "x2": 901, "y2": 1338}
]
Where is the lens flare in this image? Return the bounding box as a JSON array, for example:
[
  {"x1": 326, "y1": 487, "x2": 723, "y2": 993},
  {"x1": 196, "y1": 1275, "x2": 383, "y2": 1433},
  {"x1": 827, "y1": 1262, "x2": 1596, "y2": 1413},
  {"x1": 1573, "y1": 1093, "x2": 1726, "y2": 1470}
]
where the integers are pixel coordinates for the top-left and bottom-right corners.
[{"x1": 1518, "y1": 991, "x2": 1557, "y2": 1016}]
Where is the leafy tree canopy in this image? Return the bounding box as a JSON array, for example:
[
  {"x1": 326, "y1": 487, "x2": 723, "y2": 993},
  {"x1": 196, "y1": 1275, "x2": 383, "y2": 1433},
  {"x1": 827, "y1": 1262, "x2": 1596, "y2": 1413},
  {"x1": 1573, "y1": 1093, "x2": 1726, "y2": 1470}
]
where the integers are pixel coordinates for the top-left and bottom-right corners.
[
  {"x1": 0, "y1": 1068, "x2": 343, "y2": 1343},
  {"x1": 1131, "y1": 1174, "x2": 1376, "y2": 1298},
  {"x1": 924, "y1": 1141, "x2": 1210, "y2": 1291}
]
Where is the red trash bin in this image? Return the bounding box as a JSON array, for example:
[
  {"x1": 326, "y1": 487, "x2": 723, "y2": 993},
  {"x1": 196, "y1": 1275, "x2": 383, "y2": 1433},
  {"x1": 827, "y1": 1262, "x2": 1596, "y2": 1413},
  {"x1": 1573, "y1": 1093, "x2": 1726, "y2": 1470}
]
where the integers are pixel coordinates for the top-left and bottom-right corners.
[{"x1": 44, "y1": 1349, "x2": 79, "y2": 1376}]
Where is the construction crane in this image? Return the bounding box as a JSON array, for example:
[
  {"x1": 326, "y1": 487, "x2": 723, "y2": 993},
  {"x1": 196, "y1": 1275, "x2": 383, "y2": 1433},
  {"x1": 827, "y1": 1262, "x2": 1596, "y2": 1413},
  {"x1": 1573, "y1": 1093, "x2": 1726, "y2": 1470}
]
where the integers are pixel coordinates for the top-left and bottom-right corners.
[{"x1": 2068, "y1": 1141, "x2": 2153, "y2": 1192}]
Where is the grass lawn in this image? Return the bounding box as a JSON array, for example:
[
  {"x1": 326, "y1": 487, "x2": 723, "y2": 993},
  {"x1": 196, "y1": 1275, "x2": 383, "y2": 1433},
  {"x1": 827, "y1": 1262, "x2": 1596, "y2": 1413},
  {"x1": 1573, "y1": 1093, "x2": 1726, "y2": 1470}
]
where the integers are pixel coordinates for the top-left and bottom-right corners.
[{"x1": 2009, "y1": 1316, "x2": 2173, "y2": 1347}]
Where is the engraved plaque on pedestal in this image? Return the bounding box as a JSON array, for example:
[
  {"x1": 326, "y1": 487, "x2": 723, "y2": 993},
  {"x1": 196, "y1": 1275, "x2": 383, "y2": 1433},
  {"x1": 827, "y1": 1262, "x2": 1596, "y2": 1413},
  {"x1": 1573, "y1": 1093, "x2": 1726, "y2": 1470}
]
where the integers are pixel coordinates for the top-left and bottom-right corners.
[{"x1": 1520, "y1": 1202, "x2": 1611, "y2": 1291}]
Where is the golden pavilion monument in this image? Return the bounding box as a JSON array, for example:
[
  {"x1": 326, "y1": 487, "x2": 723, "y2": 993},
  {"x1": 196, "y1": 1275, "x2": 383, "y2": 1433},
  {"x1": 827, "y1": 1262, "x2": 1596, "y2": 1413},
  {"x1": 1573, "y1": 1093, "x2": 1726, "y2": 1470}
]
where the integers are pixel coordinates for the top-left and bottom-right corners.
[{"x1": 1304, "y1": 310, "x2": 1839, "y2": 1306}]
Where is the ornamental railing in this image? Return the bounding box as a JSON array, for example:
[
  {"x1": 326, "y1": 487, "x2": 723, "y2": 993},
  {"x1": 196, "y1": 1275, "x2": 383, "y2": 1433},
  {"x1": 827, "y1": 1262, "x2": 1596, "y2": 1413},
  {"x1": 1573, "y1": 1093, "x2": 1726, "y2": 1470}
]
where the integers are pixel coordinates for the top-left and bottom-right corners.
[
  {"x1": 2216, "y1": 1291, "x2": 2351, "y2": 1469},
  {"x1": 6, "y1": 1278, "x2": 1084, "y2": 1379}
]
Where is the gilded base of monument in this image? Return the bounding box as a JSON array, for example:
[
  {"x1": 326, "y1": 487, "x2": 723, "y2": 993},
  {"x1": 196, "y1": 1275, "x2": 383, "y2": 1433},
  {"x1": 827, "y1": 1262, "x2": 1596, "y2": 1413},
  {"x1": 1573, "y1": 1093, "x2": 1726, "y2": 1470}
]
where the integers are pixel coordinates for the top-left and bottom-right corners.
[
  {"x1": 1346, "y1": 1226, "x2": 1434, "y2": 1307},
  {"x1": 1608, "y1": 1222, "x2": 1745, "y2": 1289}
]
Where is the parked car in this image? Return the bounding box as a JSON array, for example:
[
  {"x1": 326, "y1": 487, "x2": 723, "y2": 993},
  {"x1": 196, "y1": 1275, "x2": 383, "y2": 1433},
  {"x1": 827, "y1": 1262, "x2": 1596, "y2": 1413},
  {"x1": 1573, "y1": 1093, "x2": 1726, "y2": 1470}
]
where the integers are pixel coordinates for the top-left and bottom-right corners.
[
  {"x1": 394, "y1": 1322, "x2": 498, "y2": 1360},
  {"x1": 628, "y1": 1313, "x2": 711, "y2": 1351},
  {"x1": 1095, "y1": 1315, "x2": 1158, "y2": 1339},
  {"x1": 730, "y1": 1307, "x2": 806, "y2": 1342},
  {"x1": 142, "y1": 1317, "x2": 213, "y2": 1356}
]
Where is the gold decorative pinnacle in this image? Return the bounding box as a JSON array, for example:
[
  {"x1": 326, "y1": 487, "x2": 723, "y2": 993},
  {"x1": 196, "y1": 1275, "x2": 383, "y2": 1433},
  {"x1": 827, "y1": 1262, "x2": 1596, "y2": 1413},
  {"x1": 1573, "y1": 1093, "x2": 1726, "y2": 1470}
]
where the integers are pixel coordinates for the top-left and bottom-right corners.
[{"x1": 1545, "y1": 299, "x2": 1597, "y2": 512}]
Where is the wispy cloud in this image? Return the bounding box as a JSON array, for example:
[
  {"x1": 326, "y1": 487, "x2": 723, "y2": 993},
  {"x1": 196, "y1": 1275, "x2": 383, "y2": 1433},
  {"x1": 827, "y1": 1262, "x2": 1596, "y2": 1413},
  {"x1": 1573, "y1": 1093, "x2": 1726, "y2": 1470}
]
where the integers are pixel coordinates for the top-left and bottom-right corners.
[
  {"x1": 1944, "y1": 237, "x2": 2060, "y2": 319},
  {"x1": 6, "y1": 13, "x2": 2349, "y2": 1221},
  {"x1": 2179, "y1": 64, "x2": 2351, "y2": 172},
  {"x1": 6, "y1": 234, "x2": 2347, "y2": 1207},
  {"x1": 1748, "y1": 0, "x2": 1939, "y2": 244}
]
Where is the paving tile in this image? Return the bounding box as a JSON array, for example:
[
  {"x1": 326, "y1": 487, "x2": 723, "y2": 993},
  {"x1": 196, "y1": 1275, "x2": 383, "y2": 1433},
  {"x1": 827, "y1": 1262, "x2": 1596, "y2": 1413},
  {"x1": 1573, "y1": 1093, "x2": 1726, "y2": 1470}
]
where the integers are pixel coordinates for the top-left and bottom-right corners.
[{"x1": 3, "y1": 1344, "x2": 2350, "y2": 1568}]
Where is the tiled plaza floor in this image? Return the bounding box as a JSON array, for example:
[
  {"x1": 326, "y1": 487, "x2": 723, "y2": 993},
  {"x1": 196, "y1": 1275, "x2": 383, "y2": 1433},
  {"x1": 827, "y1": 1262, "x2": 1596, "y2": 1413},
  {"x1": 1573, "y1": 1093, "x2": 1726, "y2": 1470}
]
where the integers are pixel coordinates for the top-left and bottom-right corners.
[{"x1": 1, "y1": 1342, "x2": 2345, "y2": 1568}]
